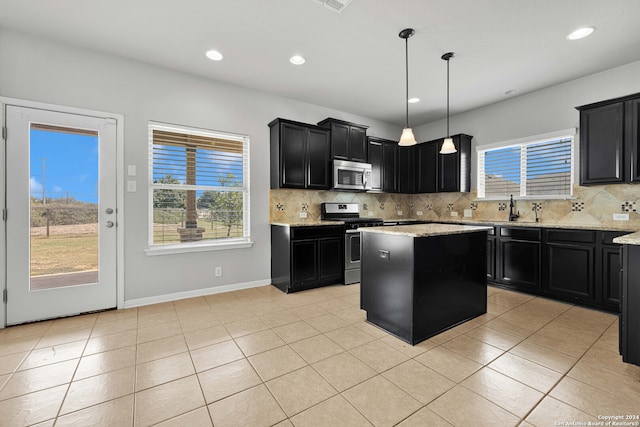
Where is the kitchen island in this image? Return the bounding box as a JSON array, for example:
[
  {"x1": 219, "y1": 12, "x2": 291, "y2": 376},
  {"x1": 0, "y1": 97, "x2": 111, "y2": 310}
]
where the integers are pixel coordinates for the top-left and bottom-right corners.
[{"x1": 360, "y1": 223, "x2": 491, "y2": 345}]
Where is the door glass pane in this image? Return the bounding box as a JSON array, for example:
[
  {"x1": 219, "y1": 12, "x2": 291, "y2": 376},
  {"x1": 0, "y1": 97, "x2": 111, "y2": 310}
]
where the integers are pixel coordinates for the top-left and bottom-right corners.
[{"x1": 29, "y1": 124, "x2": 99, "y2": 291}]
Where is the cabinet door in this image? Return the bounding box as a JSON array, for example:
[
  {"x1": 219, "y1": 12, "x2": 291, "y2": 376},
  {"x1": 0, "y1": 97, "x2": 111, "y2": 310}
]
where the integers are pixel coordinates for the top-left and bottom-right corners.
[
  {"x1": 318, "y1": 237, "x2": 343, "y2": 282},
  {"x1": 382, "y1": 141, "x2": 398, "y2": 193},
  {"x1": 602, "y1": 246, "x2": 622, "y2": 309},
  {"x1": 398, "y1": 146, "x2": 415, "y2": 194},
  {"x1": 368, "y1": 139, "x2": 383, "y2": 191},
  {"x1": 627, "y1": 98, "x2": 640, "y2": 183},
  {"x1": 546, "y1": 243, "x2": 595, "y2": 301},
  {"x1": 499, "y1": 239, "x2": 540, "y2": 291},
  {"x1": 349, "y1": 126, "x2": 368, "y2": 162},
  {"x1": 330, "y1": 122, "x2": 349, "y2": 160},
  {"x1": 291, "y1": 240, "x2": 318, "y2": 288},
  {"x1": 487, "y1": 236, "x2": 496, "y2": 281},
  {"x1": 580, "y1": 102, "x2": 625, "y2": 184},
  {"x1": 438, "y1": 140, "x2": 460, "y2": 192},
  {"x1": 306, "y1": 128, "x2": 331, "y2": 189},
  {"x1": 416, "y1": 142, "x2": 437, "y2": 193},
  {"x1": 280, "y1": 123, "x2": 307, "y2": 188}
]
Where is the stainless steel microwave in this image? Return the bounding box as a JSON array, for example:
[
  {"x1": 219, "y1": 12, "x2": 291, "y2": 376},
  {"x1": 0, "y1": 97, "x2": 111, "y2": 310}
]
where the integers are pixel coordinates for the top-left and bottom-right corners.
[{"x1": 333, "y1": 159, "x2": 373, "y2": 191}]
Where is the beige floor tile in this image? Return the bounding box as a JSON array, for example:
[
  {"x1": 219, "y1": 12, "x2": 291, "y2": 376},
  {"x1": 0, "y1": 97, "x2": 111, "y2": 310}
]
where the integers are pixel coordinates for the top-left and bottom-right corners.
[
  {"x1": 136, "y1": 351, "x2": 195, "y2": 391},
  {"x1": 483, "y1": 317, "x2": 536, "y2": 339},
  {"x1": 134, "y1": 375, "x2": 205, "y2": 426},
  {"x1": 488, "y1": 353, "x2": 563, "y2": 393},
  {"x1": 303, "y1": 313, "x2": 349, "y2": 333},
  {"x1": 461, "y1": 367, "x2": 544, "y2": 418},
  {"x1": 428, "y1": 385, "x2": 520, "y2": 427},
  {"x1": 35, "y1": 327, "x2": 91, "y2": 349},
  {"x1": 414, "y1": 346, "x2": 483, "y2": 383},
  {"x1": 259, "y1": 310, "x2": 301, "y2": 328},
  {"x1": 350, "y1": 339, "x2": 410, "y2": 373},
  {"x1": 525, "y1": 396, "x2": 599, "y2": 426},
  {"x1": 334, "y1": 307, "x2": 367, "y2": 324},
  {"x1": 18, "y1": 340, "x2": 85, "y2": 370},
  {"x1": 273, "y1": 320, "x2": 321, "y2": 343},
  {"x1": 48, "y1": 314, "x2": 96, "y2": 332},
  {"x1": 509, "y1": 339, "x2": 578, "y2": 373},
  {"x1": 137, "y1": 310, "x2": 179, "y2": 328},
  {"x1": 378, "y1": 334, "x2": 431, "y2": 358},
  {"x1": 248, "y1": 345, "x2": 307, "y2": 381},
  {"x1": 54, "y1": 394, "x2": 133, "y2": 427},
  {"x1": 247, "y1": 301, "x2": 288, "y2": 317},
  {"x1": 136, "y1": 335, "x2": 188, "y2": 364},
  {"x1": 60, "y1": 366, "x2": 135, "y2": 415},
  {"x1": 154, "y1": 406, "x2": 213, "y2": 427},
  {"x1": 0, "y1": 373, "x2": 9, "y2": 389},
  {"x1": 90, "y1": 317, "x2": 138, "y2": 338},
  {"x1": 0, "y1": 384, "x2": 66, "y2": 427},
  {"x1": 289, "y1": 334, "x2": 344, "y2": 364},
  {"x1": 198, "y1": 358, "x2": 262, "y2": 404},
  {"x1": 383, "y1": 359, "x2": 455, "y2": 405},
  {"x1": 0, "y1": 358, "x2": 77, "y2": 400},
  {"x1": 352, "y1": 321, "x2": 391, "y2": 339},
  {"x1": 177, "y1": 312, "x2": 221, "y2": 333},
  {"x1": 324, "y1": 325, "x2": 377, "y2": 350},
  {"x1": 287, "y1": 304, "x2": 329, "y2": 320},
  {"x1": 235, "y1": 329, "x2": 286, "y2": 356},
  {"x1": 567, "y1": 359, "x2": 640, "y2": 398},
  {"x1": 183, "y1": 325, "x2": 232, "y2": 350},
  {"x1": 83, "y1": 329, "x2": 137, "y2": 356},
  {"x1": 74, "y1": 345, "x2": 136, "y2": 380},
  {"x1": 464, "y1": 325, "x2": 523, "y2": 351},
  {"x1": 0, "y1": 336, "x2": 39, "y2": 358},
  {"x1": 312, "y1": 351, "x2": 376, "y2": 392},
  {"x1": 267, "y1": 366, "x2": 337, "y2": 416},
  {"x1": 136, "y1": 320, "x2": 183, "y2": 344},
  {"x1": 190, "y1": 339, "x2": 245, "y2": 373},
  {"x1": 526, "y1": 329, "x2": 591, "y2": 358},
  {"x1": 593, "y1": 329, "x2": 618, "y2": 350},
  {"x1": 342, "y1": 375, "x2": 422, "y2": 427},
  {"x1": 580, "y1": 345, "x2": 640, "y2": 379},
  {"x1": 290, "y1": 394, "x2": 373, "y2": 427},
  {"x1": 95, "y1": 307, "x2": 138, "y2": 324},
  {"x1": 315, "y1": 297, "x2": 353, "y2": 313},
  {"x1": 0, "y1": 351, "x2": 29, "y2": 376},
  {"x1": 224, "y1": 317, "x2": 269, "y2": 338},
  {"x1": 395, "y1": 407, "x2": 453, "y2": 427},
  {"x1": 208, "y1": 384, "x2": 287, "y2": 427},
  {"x1": 441, "y1": 334, "x2": 505, "y2": 365},
  {"x1": 137, "y1": 301, "x2": 175, "y2": 317},
  {"x1": 0, "y1": 322, "x2": 51, "y2": 341}
]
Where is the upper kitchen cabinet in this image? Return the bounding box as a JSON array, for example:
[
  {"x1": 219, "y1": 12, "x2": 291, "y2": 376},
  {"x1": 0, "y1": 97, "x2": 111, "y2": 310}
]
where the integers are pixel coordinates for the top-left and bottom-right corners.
[
  {"x1": 415, "y1": 141, "x2": 438, "y2": 193},
  {"x1": 269, "y1": 118, "x2": 331, "y2": 190},
  {"x1": 577, "y1": 92, "x2": 640, "y2": 185},
  {"x1": 368, "y1": 137, "x2": 398, "y2": 192},
  {"x1": 437, "y1": 134, "x2": 472, "y2": 192},
  {"x1": 317, "y1": 118, "x2": 369, "y2": 162}
]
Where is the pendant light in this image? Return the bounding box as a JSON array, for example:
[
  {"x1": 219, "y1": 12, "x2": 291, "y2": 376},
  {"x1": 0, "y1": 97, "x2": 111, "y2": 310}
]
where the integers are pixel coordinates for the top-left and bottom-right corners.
[
  {"x1": 398, "y1": 28, "x2": 417, "y2": 146},
  {"x1": 440, "y1": 52, "x2": 457, "y2": 154}
]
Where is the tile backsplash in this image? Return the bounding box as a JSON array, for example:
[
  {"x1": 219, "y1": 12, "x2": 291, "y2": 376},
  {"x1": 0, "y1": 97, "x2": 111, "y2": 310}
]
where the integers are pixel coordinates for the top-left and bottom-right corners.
[{"x1": 270, "y1": 184, "x2": 640, "y2": 229}]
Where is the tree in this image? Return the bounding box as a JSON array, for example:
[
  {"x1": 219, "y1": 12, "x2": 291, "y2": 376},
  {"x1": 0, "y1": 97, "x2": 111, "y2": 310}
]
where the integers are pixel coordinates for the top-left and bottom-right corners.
[
  {"x1": 152, "y1": 175, "x2": 185, "y2": 209},
  {"x1": 198, "y1": 173, "x2": 243, "y2": 237}
]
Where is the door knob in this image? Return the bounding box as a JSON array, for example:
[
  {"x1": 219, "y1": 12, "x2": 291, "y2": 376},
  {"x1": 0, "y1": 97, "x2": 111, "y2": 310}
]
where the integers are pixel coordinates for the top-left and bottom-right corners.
[
  {"x1": 105, "y1": 208, "x2": 114, "y2": 214},
  {"x1": 105, "y1": 221, "x2": 115, "y2": 228}
]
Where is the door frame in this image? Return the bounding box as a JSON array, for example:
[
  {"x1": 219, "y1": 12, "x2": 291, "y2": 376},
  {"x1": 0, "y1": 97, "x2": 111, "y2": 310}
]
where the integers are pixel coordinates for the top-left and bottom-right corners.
[{"x1": 0, "y1": 97, "x2": 125, "y2": 329}]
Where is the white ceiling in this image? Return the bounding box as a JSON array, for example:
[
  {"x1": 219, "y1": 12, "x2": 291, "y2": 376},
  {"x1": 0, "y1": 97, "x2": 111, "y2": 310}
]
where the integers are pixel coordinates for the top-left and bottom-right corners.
[{"x1": 2, "y1": 0, "x2": 640, "y2": 127}]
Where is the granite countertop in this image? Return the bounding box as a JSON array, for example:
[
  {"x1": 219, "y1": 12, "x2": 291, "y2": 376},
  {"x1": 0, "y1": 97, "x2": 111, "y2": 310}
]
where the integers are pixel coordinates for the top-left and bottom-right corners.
[
  {"x1": 613, "y1": 231, "x2": 640, "y2": 245},
  {"x1": 359, "y1": 223, "x2": 493, "y2": 238},
  {"x1": 405, "y1": 217, "x2": 639, "y2": 232},
  {"x1": 270, "y1": 220, "x2": 344, "y2": 227}
]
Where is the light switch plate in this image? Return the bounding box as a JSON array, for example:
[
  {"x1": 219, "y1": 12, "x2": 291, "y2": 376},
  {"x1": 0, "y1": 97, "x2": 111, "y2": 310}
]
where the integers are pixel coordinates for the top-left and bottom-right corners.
[
  {"x1": 416, "y1": 211, "x2": 423, "y2": 216},
  {"x1": 613, "y1": 213, "x2": 629, "y2": 221},
  {"x1": 368, "y1": 211, "x2": 373, "y2": 216},
  {"x1": 127, "y1": 181, "x2": 136, "y2": 192},
  {"x1": 397, "y1": 211, "x2": 403, "y2": 216},
  {"x1": 299, "y1": 212, "x2": 307, "y2": 218},
  {"x1": 127, "y1": 165, "x2": 137, "y2": 176},
  {"x1": 464, "y1": 209, "x2": 473, "y2": 218},
  {"x1": 450, "y1": 211, "x2": 458, "y2": 217}
]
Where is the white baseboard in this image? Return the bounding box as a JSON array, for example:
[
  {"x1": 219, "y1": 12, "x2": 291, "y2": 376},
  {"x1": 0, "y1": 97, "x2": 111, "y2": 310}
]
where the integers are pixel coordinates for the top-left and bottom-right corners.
[{"x1": 123, "y1": 279, "x2": 272, "y2": 309}]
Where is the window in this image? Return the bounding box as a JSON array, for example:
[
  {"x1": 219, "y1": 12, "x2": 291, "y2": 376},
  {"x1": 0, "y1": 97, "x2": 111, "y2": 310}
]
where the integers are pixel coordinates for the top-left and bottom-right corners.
[
  {"x1": 477, "y1": 130, "x2": 574, "y2": 199},
  {"x1": 148, "y1": 122, "x2": 250, "y2": 251}
]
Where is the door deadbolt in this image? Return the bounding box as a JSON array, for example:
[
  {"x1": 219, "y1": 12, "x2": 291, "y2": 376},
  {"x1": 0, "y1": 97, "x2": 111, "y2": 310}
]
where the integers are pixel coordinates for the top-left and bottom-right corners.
[
  {"x1": 105, "y1": 221, "x2": 115, "y2": 228},
  {"x1": 105, "y1": 208, "x2": 114, "y2": 214}
]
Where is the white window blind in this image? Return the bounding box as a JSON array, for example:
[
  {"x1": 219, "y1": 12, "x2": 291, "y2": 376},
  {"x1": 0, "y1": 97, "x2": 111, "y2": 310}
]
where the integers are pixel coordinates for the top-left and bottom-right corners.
[
  {"x1": 478, "y1": 131, "x2": 574, "y2": 199},
  {"x1": 148, "y1": 122, "x2": 250, "y2": 247}
]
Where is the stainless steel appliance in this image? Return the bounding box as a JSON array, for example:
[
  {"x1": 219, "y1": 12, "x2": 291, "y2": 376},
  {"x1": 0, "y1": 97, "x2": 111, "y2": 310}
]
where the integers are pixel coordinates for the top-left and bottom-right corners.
[
  {"x1": 332, "y1": 160, "x2": 373, "y2": 191},
  {"x1": 321, "y1": 203, "x2": 383, "y2": 284}
]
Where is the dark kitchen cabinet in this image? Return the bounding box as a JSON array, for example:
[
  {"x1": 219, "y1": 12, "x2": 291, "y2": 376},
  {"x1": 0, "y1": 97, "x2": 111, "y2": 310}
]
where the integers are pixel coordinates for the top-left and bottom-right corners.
[
  {"x1": 486, "y1": 228, "x2": 496, "y2": 281},
  {"x1": 544, "y1": 229, "x2": 596, "y2": 303},
  {"x1": 577, "y1": 92, "x2": 640, "y2": 185},
  {"x1": 269, "y1": 118, "x2": 331, "y2": 190},
  {"x1": 437, "y1": 134, "x2": 472, "y2": 192},
  {"x1": 398, "y1": 146, "x2": 415, "y2": 193},
  {"x1": 416, "y1": 141, "x2": 438, "y2": 193},
  {"x1": 318, "y1": 118, "x2": 368, "y2": 162},
  {"x1": 367, "y1": 137, "x2": 398, "y2": 192},
  {"x1": 600, "y1": 231, "x2": 626, "y2": 310},
  {"x1": 497, "y1": 227, "x2": 541, "y2": 291},
  {"x1": 620, "y1": 244, "x2": 640, "y2": 366},
  {"x1": 271, "y1": 225, "x2": 343, "y2": 293}
]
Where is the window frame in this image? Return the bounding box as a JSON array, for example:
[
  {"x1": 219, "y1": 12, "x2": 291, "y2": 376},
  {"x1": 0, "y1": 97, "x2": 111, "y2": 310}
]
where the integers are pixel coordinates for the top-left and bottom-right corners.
[
  {"x1": 145, "y1": 121, "x2": 252, "y2": 256},
  {"x1": 476, "y1": 128, "x2": 576, "y2": 200}
]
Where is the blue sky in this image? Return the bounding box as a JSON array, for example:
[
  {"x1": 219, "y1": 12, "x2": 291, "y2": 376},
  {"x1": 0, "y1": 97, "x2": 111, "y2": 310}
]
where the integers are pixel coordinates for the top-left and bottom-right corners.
[{"x1": 30, "y1": 129, "x2": 99, "y2": 203}]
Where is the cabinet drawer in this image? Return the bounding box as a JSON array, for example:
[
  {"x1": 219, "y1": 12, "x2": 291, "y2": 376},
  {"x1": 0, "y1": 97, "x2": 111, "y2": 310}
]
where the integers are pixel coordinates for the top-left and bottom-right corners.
[
  {"x1": 499, "y1": 227, "x2": 540, "y2": 241},
  {"x1": 546, "y1": 229, "x2": 596, "y2": 244},
  {"x1": 602, "y1": 231, "x2": 627, "y2": 245},
  {"x1": 291, "y1": 226, "x2": 342, "y2": 240}
]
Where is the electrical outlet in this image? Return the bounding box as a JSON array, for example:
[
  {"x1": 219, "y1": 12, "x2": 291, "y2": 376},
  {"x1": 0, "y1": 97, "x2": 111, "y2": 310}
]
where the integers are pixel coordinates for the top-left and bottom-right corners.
[
  {"x1": 613, "y1": 213, "x2": 630, "y2": 221},
  {"x1": 215, "y1": 267, "x2": 223, "y2": 277},
  {"x1": 127, "y1": 181, "x2": 136, "y2": 192},
  {"x1": 299, "y1": 212, "x2": 307, "y2": 218},
  {"x1": 397, "y1": 210, "x2": 403, "y2": 216},
  {"x1": 464, "y1": 209, "x2": 473, "y2": 218},
  {"x1": 450, "y1": 211, "x2": 458, "y2": 217},
  {"x1": 416, "y1": 210, "x2": 423, "y2": 216},
  {"x1": 368, "y1": 211, "x2": 373, "y2": 216}
]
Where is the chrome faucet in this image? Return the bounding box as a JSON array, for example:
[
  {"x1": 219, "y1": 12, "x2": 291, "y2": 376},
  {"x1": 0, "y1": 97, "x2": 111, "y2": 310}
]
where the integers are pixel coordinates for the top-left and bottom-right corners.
[{"x1": 509, "y1": 194, "x2": 520, "y2": 221}]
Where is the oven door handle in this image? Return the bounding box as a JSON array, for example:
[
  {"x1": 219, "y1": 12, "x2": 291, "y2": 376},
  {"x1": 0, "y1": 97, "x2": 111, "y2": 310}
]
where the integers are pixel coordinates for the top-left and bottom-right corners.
[{"x1": 345, "y1": 229, "x2": 360, "y2": 234}]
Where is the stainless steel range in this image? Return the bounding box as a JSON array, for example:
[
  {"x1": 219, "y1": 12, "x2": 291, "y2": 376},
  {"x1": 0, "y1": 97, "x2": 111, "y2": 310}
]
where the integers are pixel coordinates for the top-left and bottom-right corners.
[{"x1": 321, "y1": 203, "x2": 384, "y2": 284}]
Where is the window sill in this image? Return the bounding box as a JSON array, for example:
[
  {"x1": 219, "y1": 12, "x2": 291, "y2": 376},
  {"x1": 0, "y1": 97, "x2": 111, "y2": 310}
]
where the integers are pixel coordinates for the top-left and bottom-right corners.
[
  {"x1": 145, "y1": 239, "x2": 254, "y2": 256},
  {"x1": 475, "y1": 195, "x2": 576, "y2": 201}
]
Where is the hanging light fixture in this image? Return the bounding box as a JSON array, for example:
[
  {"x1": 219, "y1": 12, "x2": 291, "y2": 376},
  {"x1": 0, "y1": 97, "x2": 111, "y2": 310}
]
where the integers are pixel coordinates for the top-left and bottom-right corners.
[
  {"x1": 398, "y1": 28, "x2": 417, "y2": 146},
  {"x1": 440, "y1": 52, "x2": 457, "y2": 154}
]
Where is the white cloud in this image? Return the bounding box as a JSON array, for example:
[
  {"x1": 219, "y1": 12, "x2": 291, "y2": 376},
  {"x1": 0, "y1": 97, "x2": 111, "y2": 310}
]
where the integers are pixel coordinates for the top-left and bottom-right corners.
[{"x1": 30, "y1": 177, "x2": 43, "y2": 193}]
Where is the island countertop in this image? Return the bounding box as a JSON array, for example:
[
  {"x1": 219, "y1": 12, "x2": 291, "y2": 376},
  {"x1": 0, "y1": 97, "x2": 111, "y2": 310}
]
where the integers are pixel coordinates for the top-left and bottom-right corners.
[{"x1": 359, "y1": 223, "x2": 492, "y2": 238}]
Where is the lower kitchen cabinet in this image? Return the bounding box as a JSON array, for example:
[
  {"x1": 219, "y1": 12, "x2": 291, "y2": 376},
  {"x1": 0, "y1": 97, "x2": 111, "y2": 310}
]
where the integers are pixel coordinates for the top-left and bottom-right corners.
[
  {"x1": 620, "y1": 244, "x2": 640, "y2": 366},
  {"x1": 497, "y1": 227, "x2": 541, "y2": 291},
  {"x1": 271, "y1": 225, "x2": 343, "y2": 293}
]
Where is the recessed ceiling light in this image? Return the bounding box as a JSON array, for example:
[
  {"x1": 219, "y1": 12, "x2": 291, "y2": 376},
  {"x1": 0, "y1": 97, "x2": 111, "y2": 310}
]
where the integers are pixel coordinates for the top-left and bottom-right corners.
[
  {"x1": 205, "y1": 50, "x2": 224, "y2": 61},
  {"x1": 290, "y1": 55, "x2": 306, "y2": 65},
  {"x1": 504, "y1": 89, "x2": 519, "y2": 96},
  {"x1": 567, "y1": 26, "x2": 596, "y2": 40},
  {"x1": 408, "y1": 98, "x2": 420, "y2": 103}
]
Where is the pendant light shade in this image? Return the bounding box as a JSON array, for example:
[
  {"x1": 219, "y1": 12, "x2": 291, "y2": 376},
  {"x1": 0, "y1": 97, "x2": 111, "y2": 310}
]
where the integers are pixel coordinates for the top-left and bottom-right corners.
[
  {"x1": 440, "y1": 52, "x2": 457, "y2": 154},
  {"x1": 398, "y1": 28, "x2": 417, "y2": 147}
]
